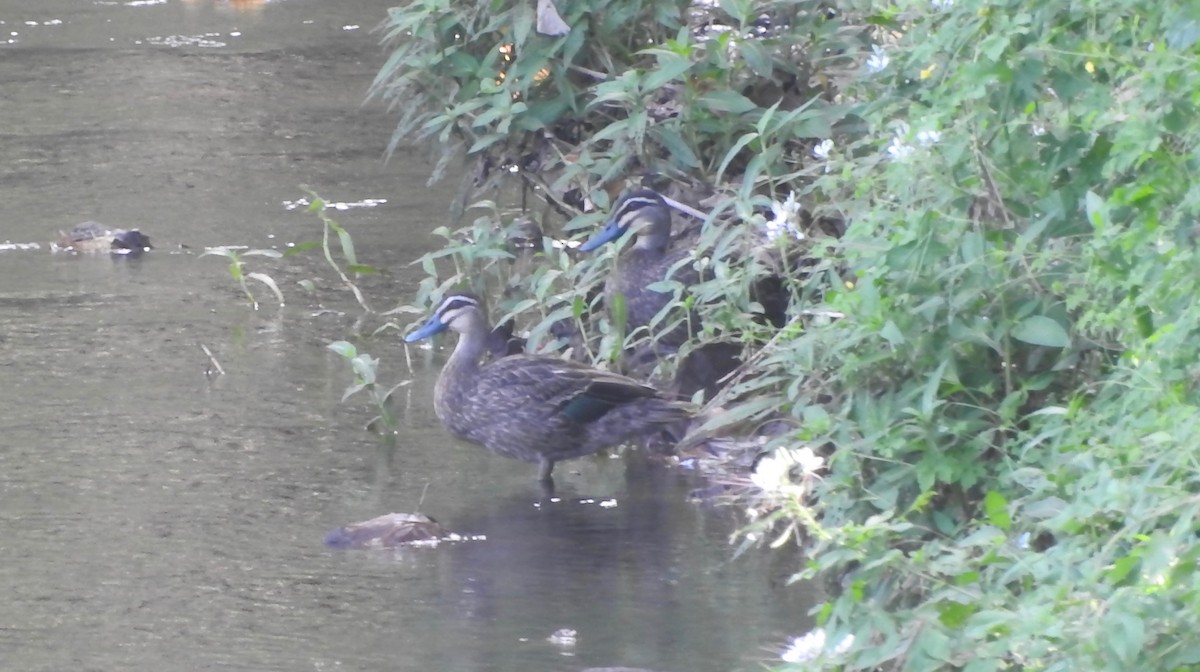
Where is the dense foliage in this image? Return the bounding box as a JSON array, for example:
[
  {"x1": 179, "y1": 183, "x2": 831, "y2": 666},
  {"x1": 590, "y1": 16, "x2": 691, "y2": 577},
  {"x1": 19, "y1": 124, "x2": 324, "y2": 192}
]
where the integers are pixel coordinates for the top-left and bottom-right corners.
[{"x1": 372, "y1": 0, "x2": 1200, "y2": 668}]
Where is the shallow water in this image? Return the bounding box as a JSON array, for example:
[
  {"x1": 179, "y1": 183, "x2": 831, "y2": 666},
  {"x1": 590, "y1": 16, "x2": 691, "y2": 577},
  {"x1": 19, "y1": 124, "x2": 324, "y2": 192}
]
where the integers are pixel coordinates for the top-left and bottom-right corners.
[{"x1": 0, "y1": 1, "x2": 815, "y2": 670}]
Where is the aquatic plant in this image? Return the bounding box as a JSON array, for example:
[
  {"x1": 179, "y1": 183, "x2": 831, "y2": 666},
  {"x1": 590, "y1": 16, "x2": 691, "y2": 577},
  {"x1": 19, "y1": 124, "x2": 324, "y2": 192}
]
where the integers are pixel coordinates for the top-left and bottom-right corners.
[
  {"x1": 295, "y1": 189, "x2": 380, "y2": 314},
  {"x1": 327, "y1": 340, "x2": 410, "y2": 434},
  {"x1": 200, "y1": 246, "x2": 285, "y2": 310}
]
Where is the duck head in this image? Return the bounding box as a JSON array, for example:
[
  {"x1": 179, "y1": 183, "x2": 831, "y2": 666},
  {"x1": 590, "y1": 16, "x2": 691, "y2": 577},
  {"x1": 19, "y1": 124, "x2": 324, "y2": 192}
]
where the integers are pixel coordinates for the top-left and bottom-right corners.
[
  {"x1": 405, "y1": 293, "x2": 487, "y2": 342},
  {"x1": 111, "y1": 229, "x2": 153, "y2": 253},
  {"x1": 579, "y1": 189, "x2": 672, "y2": 253}
]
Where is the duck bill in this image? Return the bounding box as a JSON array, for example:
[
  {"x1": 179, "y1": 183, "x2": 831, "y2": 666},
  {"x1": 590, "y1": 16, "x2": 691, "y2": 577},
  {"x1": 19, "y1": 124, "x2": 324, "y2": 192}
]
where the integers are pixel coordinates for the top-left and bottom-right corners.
[
  {"x1": 578, "y1": 219, "x2": 626, "y2": 252},
  {"x1": 404, "y1": 316, "x2": 448, "y2": 342}
]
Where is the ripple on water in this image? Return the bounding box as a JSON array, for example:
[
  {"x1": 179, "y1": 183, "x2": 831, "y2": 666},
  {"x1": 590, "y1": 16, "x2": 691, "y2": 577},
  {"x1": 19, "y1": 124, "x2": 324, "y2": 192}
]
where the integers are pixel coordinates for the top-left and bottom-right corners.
[{"x1": 144, "y1": 33, "x2": 228, "y2": 47}]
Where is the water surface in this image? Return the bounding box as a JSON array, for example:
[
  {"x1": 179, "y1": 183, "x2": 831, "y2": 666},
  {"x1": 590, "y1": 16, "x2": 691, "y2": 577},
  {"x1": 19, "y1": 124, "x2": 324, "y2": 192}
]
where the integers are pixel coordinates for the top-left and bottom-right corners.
[{"x1": 0, "y1": 1, "x2": 815, "y2": 670}]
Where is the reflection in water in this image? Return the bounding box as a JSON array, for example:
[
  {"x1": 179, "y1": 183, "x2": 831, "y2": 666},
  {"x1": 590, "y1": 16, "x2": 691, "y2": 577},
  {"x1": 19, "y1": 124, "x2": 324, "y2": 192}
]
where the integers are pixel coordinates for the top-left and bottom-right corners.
[
  {"x1": 181, "y1": 0, "x2": 268, "y2": 14},
  {"x1": 441, "y1": 469, "x2": 793, "y2": 671},
  {"x1": 0, "y1": 0, "x2": 817, "y2": 669}
]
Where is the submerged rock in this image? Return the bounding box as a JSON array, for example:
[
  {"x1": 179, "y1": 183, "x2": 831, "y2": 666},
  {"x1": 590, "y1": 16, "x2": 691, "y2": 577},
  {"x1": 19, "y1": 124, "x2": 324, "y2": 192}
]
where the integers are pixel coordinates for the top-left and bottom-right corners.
[{"x1": 324, "y1": 512, "x2": 457, "y2": 549}]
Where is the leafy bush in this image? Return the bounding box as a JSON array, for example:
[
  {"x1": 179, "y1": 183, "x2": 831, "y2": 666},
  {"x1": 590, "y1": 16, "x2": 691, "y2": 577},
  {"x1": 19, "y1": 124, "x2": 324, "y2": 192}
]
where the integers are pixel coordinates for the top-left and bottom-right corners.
[{"x1": 373, "y1": 0, "x2": 1200, "y2": 668}]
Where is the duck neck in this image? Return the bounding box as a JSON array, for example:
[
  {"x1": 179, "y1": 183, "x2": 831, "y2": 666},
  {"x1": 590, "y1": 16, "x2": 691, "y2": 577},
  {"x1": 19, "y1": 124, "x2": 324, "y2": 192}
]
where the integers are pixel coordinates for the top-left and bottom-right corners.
[
  {"x1": 632, "y1": 232, "x2": 669, "y2": 258},
  {"x1": 435, "y1": 314, "x2": 489, "y2": 416}
]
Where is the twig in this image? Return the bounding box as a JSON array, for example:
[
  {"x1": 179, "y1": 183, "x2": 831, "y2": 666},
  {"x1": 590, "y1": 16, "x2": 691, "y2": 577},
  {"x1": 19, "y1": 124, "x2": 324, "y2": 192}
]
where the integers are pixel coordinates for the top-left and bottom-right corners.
[
  {"x1": 416, "y1": 481, "x2": 432, "y2": 513},
  {"x1": 661, "y1": 193, "x2": 715, "y2": 222},
  {"x1": 566, "y1": 64, "x2": 609, "y2": 81},
  {"x1": 199, "y1": 343, "x2": 225, "y2": 377}
]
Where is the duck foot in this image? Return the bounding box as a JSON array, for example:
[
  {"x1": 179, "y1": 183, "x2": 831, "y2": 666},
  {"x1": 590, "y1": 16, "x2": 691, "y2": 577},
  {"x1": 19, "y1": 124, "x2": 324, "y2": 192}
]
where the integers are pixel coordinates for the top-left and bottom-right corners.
[{"x1": 537, "y1": 459, "x2": 557, "y2": 498}]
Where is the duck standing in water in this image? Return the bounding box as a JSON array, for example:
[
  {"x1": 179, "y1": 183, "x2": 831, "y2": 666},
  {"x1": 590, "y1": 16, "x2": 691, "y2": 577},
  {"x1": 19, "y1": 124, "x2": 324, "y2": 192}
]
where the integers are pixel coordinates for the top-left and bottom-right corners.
[
  {"x1": 53, "y1": 221, "x2": 152, "y2": 255},
  {"x1": 404, "y1": 292, "x2": 691, "y2": 484}
]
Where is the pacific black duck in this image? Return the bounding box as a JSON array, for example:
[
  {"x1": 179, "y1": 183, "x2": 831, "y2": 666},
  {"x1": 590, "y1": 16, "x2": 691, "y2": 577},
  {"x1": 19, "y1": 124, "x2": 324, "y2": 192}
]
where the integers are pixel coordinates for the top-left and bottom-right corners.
[
  {"x1": 54, "y1": 221, "x2": 152, "y2": 254},
  {"x1": 578, "y1": 190, "x2": 745, "y2": 401},
  {"x1": 404, "y1": 292, "x2": 692, "y2": 483},
  {"x1": 485, "y1": 318, "x2": 526, "y2": 359},
  {"x1": 578, "y1": 189, "x2": 701, "y2": 350}
]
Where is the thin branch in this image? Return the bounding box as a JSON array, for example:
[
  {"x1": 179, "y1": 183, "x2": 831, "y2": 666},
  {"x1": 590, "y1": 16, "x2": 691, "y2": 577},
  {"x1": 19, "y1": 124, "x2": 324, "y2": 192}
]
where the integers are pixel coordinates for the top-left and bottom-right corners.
[{"x1": 199, "y1": 343, "x2": 225, "y2": 377}]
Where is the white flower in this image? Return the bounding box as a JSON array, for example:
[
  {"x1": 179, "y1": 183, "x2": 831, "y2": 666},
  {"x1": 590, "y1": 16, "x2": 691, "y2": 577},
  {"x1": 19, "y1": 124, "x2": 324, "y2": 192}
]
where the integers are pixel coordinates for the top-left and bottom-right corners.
[
  {"x1": 886, "y1": 123, "x2": 942, "y2": 160},
  {"x1": 751, "y1": 446, "x2": 823, "y2": 493},
  {"x1": 764, "y1": 192, "x2": 804, "y2": 242},
  {"x1": 781, "y1": 628, "x2": 855, "y2": 664},
  {"x1": 931, "y1": 0, "x2": 954, "y2": 8},
  {"x1": 812, "y1": 138, "x2": 834, "y2": 159},
  {"x1": 887, "y1": 134, "x2": 915, "y2": 160},
  {"x1": 866, "y1": 44, "x2": 889, "y2": 73},
  {"x1": 792, "y1": 446, "x2": 824, "y2": 474},
  {"x1": 763, "y1": 218, "x2": 790, "y2": 242}
]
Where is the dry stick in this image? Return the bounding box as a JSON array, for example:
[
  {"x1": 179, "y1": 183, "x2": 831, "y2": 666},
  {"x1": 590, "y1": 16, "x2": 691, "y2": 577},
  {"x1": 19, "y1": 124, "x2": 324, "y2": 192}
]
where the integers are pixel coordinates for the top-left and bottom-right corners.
[
  {"x1": 566, "y1": 64, "x2": 609, "y2": 81},
  {"x1": 199, "y1": 343, "x2": 225, "y2": 376},
  {"x1": 402, "y1": 341, "x2": 414, "y2": 375},
  {"x1": 415, "y1": 481, "x2": 432, "y2": 513}
]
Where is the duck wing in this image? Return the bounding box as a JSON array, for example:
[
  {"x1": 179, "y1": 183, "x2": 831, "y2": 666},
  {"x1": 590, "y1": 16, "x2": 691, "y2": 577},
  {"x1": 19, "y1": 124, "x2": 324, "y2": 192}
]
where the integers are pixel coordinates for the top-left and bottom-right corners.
[{"x1": 477, "y1": 355, "x2": 659, "y2": 425}]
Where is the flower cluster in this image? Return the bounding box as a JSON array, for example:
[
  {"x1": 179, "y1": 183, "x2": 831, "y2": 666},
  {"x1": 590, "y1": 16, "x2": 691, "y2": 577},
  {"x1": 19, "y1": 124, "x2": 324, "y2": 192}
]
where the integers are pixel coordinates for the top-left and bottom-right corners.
[{"x1": 780, "y1": 627, "x2": 855, "y2": 664}]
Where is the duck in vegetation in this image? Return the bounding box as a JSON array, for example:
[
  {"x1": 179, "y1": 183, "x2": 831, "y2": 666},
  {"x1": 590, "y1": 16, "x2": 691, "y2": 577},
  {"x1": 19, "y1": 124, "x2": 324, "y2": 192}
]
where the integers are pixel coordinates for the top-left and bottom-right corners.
[
  {"x1": 485, "y1": 317, "x2": 527, "y2": 360},
  {"x1": 578, "y1": 189, "x2": 702, "y2": 351},
  {"x1": 404, "y1": 292, "x2": 692, "y2": 484},
  {"x1": 53, "y1": 221, "x2": 152, "y2": 255},
  {"x1": 578, "y1": 190, "x2": 746, "y2": 401}
]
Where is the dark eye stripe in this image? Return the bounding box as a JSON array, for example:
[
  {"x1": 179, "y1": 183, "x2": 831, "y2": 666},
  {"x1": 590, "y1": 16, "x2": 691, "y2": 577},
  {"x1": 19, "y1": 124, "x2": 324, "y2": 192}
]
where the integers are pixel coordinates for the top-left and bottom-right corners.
[
  {"x1": 614, "y1": 195, "x2": 665, "y2": 229},
  {"x1": 437, "y1": 294, "x2": 479, "y2": 318},
  {"x1": 617, "y1": 196, "x2": 664, "y2": 214}
]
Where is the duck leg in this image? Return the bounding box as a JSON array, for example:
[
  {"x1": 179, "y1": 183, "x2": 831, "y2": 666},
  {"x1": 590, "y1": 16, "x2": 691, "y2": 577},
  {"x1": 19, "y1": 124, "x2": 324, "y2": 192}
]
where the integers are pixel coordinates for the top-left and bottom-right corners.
[{"x1": 537, "y1": 458, "x2": 556, "y2": 483}]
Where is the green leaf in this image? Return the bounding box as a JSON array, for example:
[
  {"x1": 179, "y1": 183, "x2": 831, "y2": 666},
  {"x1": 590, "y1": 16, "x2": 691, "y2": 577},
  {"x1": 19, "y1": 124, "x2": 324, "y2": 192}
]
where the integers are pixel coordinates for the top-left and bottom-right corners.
[
  {"x1": 983, "y1": 490, "x2": 1011, "y2": 530},
  {"x1": 920, "y1": 358, "x2": 949, "y2": 417},
  {"x1": 652, "y1": 126, "x2": 701, "y2": 168},
  {"x1": 641, "y1": 53, "x2": 694, "y2": 91},
  {"x1": 512, "y1": 0, "x2": 534, "y2": 47},
  {"x1": 1010, "y1": 316, "x2": 1069, "y2": 348},
  {"x1": 1166, "y1": 19, "x2": 1200, "y2": 50},
  {"x1": 246, "y1": 272, "x2": 284, "y2": 306},
  {"x1": 963, "y1": 658, "x2": 1001, "y2": 672},
  {"x1": 1023, "y1": 496, "x2": 1066, "y2": 520},
  {"x1": 697, "y1": 90, "x2": 758, "y2": 114},
  {"x1": 1107, "y1": 555, "x2": 1139, "y2": 585},
  {"x1": 937, "y1": 601, "x2": 977, "y2": 628},
  {"x1": 913, "y1": 626, "x2": 953, "y2": 665},
  {"x1": 350, "y1": 354, "x2": 377, "y2": 384},
  {"x1": 241, "y1": 249, "x2": 284, "y2": 258},
  {"x1": 1106, "y1": 614, "x2": 1145, "y2": 664},
  {"x1": 739, "y1": 40, "x2": 772, "y2": 78},
  {"x1": 200, "y1": 246, "x2": 238, "y2": 259},
  {"x1": 340, "y1": 382, "x2": 366, "y2": 403},
  {"x1": 327, "y1": 341, "x2": 357, "y2": 359},
  {"x1": 330, "y1": 221, "x2": 359, "y2": 266},
  {"x1": 716, "y1": 131, "x2": 759, "y2": 184},
  {"x1": 1084, "y1": 190, "x2": 1108, "y2": 229},
  {"x1": 880, "y1": 320, "x2": 905, "y2": 346}
]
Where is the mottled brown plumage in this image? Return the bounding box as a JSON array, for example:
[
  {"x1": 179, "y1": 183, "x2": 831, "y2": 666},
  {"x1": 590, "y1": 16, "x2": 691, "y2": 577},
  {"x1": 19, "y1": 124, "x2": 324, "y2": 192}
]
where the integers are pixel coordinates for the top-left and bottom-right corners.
[{"x1": 405, "y1": 293, "x2": 691, "y2": 482}]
